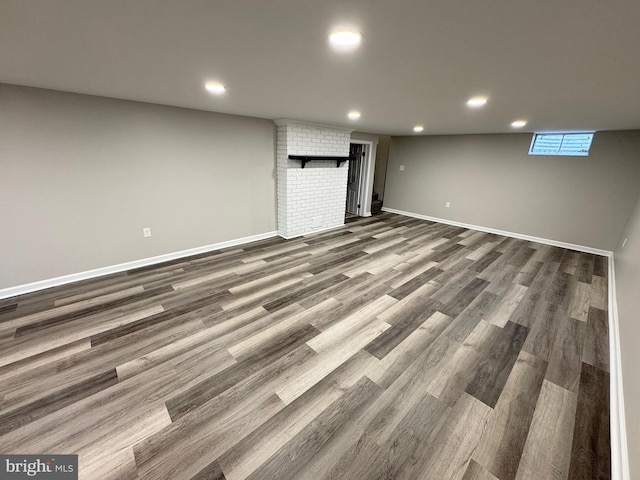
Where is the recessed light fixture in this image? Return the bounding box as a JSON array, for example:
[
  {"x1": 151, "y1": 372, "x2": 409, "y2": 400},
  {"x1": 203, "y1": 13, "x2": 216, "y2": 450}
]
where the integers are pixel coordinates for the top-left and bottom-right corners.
[
  {"x1": 511, "y1": 120, "x2": 527, "y2": 128},
  {"x1": 413, "y1": 125, "x2": 424, "y2": 133},
  {"x1": 467, "y1": 96, "x2": 488, "y2": 108},
  {"x1": 347, "y1": 111, "x2": 361, "y2": 120},
  {"x1": 329, "y1": 30, "x2": 363, "y2": 50},
  {"x1": 205, "y1": 82, "x2": 226, "y2": 95}
]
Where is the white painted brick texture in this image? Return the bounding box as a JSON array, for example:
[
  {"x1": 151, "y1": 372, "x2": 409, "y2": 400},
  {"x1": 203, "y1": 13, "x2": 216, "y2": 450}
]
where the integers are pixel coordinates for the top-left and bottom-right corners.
[{"x1": 275, "y1": 121, "x2": 350, "y2": 237}]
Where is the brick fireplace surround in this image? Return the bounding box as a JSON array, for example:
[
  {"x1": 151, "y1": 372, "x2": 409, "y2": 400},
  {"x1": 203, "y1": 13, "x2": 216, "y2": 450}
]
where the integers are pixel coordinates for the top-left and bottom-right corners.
[{"x1": 275, "y1": 119, "x2": 353, "y2": 238}]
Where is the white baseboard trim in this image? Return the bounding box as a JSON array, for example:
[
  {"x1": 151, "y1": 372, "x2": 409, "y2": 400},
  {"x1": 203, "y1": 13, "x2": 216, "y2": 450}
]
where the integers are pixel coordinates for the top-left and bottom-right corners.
[
  {"x1": 381, "y1": 207, "x2": 612, "y2": 256},
  {"x1": 609, "y1": 256, "x2": 630, "y2": 480},
  {"x1": 279, "y1": 223, "x2": 345, "y2": 240},
  {"x1": 0, "y1": 231, "x2": 278, "y2": 300}
]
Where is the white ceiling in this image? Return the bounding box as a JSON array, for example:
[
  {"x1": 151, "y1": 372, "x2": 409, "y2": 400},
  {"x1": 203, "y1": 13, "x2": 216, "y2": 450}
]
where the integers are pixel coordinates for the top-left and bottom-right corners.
[{"x1": 1, "y1": 0, "x2": 640, "y2": 135}]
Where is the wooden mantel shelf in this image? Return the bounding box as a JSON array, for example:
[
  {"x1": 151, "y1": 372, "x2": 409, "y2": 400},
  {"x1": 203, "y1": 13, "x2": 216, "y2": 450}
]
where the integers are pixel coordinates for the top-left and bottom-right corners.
[{"x1": 288, "y1": 155, "x2": 353, "y2": 168}]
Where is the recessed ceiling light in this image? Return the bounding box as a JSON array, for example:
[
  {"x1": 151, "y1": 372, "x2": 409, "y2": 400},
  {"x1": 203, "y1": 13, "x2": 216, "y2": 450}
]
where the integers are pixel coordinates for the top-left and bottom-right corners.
[
  {"x1": 467, "y1": 96, "x2": 488, "y2": 108},
  {"x1": 347, "y1": 111, "x2": 361, "y2": 120},
  {"x1": 511, "y1": 120, "x2": 527, "y2": 128},
  {"x1": 413, "y1": 125, "x2": 424, "y2": 133},
  {"x1": 205, "y1": 82, "x2": 226, "y2": 95},
  {"x1": 329, "y1": 30, "x2": 362, "y2": 50}
]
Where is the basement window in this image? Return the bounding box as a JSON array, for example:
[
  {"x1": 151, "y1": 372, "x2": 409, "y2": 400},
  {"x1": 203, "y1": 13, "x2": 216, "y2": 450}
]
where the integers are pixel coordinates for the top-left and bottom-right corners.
[{"x1": 528, "y1": 132, "x2": 594, "y2": 156}]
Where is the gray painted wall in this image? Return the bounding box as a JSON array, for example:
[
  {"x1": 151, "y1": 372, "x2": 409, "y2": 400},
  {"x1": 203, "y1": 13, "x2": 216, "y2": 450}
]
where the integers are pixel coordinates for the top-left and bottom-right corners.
[
  {"x1": 384, "y1": 131, "x2": 640, "y2": 250},
  {"x1": 373, "y1": 135, "x2": 390, "y2": 200},
  {"x1": 614, "y1": 194, "x2": 640, "y2": 478},
  {"x1": 0, "y1": 84, "x2": 276, "y2": 289}
]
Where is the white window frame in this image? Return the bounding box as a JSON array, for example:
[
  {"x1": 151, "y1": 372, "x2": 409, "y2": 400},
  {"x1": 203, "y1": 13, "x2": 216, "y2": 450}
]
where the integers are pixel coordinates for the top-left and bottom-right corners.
[{"x1": 528, "y1": 132, "x2": 595, "y2": 156}]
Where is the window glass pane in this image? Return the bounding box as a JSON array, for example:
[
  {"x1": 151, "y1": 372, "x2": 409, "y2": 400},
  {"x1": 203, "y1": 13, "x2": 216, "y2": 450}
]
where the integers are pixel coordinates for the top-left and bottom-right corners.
[
  {"x1": 529, "y1": 133, "x2": 594, "y2": 156},
  {"x1": 531, "y1": 134, "x2": 563, "y2": 154},
  {"x1": 559, "y1": 133, "x2": 594, "y2": 155}
]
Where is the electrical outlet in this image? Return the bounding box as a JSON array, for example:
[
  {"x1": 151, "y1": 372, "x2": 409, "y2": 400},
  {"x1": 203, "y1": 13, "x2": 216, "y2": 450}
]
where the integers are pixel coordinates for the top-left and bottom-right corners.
[
  {"x1": 445, "y1": 201, "x2": 451, "y2": 208},
  {"x1": 143, "y1": 227, "x2": 151, "y2": 238},
  {"x1": 399, "y1": 165, "x2": 405, "y2": 171}
]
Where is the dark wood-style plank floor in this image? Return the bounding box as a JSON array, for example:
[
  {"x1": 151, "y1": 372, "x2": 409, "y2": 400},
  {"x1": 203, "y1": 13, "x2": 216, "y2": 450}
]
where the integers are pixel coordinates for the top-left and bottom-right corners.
[{"x1": 0, "y1": 213, "x2": 610, "y2": 480}]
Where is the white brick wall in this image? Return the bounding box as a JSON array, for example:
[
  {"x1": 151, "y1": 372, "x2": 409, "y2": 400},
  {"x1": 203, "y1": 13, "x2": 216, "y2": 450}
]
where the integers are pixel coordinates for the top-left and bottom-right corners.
[{"x1": 275, "y1": 120, "x2": 352, "y2": 238}]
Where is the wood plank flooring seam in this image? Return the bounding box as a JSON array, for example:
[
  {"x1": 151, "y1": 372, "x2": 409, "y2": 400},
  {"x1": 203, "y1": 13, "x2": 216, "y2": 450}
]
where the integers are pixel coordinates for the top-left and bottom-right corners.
[{"x1": 0, "y1": 213, "x2": 610, "y2": 480}]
